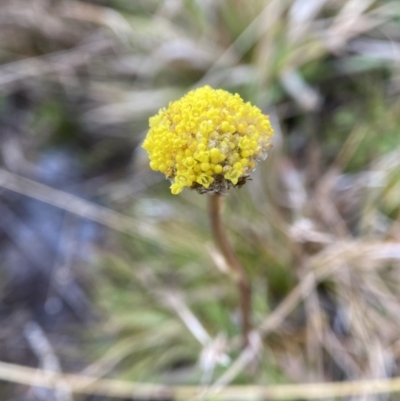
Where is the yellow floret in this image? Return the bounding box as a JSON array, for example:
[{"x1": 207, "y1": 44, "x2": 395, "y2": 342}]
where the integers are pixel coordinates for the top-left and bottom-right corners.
[
  {"x1": 210, "y1": 148, "x2": 220, "y2": 157},
  {"x1": 142, "y1": 85, "x2": 274, "y2": 194},
  {"x1": 201, "y1": 162, "x2": 211, "y2": 172},
  {"x1": 197, "y1": 174, "x2": 214, "y2": 188},
  {"x1": 214, "y1": 165, "x2": 223, "y2": 174},
  {"x1": 183, "y1": 157, "x2": 196, "y2": 168},
  {"x1": 225, "y1": 169, "x2": 242, "y2": 185},
  {"x1": 170, "y1": 183, "x2": 183, "y2": 195},
  {"x1": 176, "y1": 175, "x2": 191, "y2": 186}
]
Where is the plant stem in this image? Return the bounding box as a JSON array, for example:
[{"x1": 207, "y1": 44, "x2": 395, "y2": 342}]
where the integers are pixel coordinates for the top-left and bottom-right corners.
[{"x1": 208, "y1": 193, "x2": 251, "y2": 347}]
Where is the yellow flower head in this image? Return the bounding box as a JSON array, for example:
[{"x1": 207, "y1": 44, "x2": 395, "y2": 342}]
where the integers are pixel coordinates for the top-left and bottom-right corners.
[{"x1": 142, "y1": 86, "x2": 274, "y2": 194}]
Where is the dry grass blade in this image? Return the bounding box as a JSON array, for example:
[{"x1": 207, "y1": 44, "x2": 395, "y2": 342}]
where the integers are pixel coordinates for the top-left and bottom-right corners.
[
  {"x1": 0, "y1": 39, "x2": 112, "y2": 88},
  {"x1": 23, "y1": 321, "x2": 72, "y2": 401},
  {"x1": 0, "y1": 168, "x2": 157, "y2": 240},
  {"x1": 4, "y1": 361, "x2": 400, "y2": 400},
  {"x1": 197, "y1": 0, "x2": 284, "y2": 87},
  {"x1": 135, "y1": 267, "x2": 212, "y2": 346},
  {"x1": 211, "y1": 240, "x2": 400, "y2": 387}
]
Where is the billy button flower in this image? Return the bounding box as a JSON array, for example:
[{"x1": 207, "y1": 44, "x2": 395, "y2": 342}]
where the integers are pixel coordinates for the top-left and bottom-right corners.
[
  {"x1": 142, "y1": 85, "x2": 274, "y2": 348},
  {"x1": 142, "y1": 85, "x2": 274, "y2": 195}
]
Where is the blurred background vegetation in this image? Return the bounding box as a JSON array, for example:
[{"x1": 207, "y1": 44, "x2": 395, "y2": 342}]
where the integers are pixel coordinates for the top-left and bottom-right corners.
[{"x1": 1, "y1": 0, "x2": 400, "y2": 400}]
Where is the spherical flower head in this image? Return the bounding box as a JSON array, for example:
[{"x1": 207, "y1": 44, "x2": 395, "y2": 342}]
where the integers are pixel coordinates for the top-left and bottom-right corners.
[{"x1": 142, "y1": 86, "x2": 274, "y2": 195}]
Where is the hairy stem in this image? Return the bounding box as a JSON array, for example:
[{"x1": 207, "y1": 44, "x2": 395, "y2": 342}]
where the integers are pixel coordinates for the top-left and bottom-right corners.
[{"x1": 208, "y1": 193, "x2": 251, "y2": 347}]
